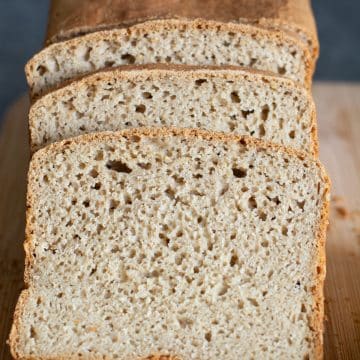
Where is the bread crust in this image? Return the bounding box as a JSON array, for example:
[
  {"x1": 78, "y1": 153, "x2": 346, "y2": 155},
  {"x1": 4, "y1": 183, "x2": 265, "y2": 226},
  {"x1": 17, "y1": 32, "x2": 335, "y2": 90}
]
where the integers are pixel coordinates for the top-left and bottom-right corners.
[
  {"x1": 10, "y1": 127, "x2": 330, "y2": 359},
  {"x1": 28, "y1": 64, "x2": 318, "y2": 156},
  {"x1": 45, "y1": 0, "x2": 318, "y2": 59},
  {"x1": 25, "y1": 18, "x2": 313, "y2": 98}
]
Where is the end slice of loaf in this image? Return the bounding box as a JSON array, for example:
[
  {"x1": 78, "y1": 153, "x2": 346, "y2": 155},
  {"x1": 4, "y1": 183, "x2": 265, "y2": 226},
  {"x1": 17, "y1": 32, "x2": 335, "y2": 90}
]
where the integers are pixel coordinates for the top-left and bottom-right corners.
[
  {"x1": 29, "y1": 65, "x2": 317, "y2": 154},
  {"x1": 26, "y1": 19, "x2": 312, "y2": 98},
  {"x1": 10, "y1": 128, "x2": 329, "y2": 359},
  {"x1": 46, "y1": 0, "x2": 318, "y2": 59}
]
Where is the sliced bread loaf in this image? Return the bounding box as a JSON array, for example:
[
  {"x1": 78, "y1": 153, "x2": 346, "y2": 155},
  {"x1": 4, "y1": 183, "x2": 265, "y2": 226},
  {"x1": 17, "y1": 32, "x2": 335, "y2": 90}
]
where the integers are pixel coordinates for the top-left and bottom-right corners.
[
  {"x1": 10, "y1": 128, "x2": 330, "y2": 359},
  {"x1": 29, "y1": 65, "x2": 317, "y2": 154},
  {"x1": 26, "y1": 18, "x2": 312, "y2": 98}
]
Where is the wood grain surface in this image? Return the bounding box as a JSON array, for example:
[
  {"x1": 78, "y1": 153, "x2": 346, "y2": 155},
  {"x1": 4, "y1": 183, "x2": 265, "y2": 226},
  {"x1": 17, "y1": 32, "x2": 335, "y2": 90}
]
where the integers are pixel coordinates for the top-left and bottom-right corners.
[{"x1": 0, "y1": 83, "x2": 359, "y2": 359}]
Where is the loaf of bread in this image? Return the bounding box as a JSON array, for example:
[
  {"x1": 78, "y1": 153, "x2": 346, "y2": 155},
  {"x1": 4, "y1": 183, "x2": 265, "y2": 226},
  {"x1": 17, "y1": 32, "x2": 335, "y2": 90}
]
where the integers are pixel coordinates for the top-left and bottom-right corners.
[
  {"x1": 26, "y1": 0, "x2": 317, "y2": 98},
  {"x1": 46, "y1": 0, "x2": 318, "y2": 58},
  {"x1": 10, "y1": 128, "x2": 329, "y2": 359},
  {"x1": 29, "y1": 65, "x2": 317, "y2": 154}
]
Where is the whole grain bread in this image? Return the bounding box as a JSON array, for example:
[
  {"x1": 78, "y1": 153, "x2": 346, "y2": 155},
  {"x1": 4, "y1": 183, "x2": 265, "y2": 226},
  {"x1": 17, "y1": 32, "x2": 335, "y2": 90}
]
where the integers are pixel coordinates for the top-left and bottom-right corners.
[
  {"x1": 26, "y1": 17, "x2": 312, "y2": 98},
  {"x1": 10, "y1": 128, "x2": 330, "y2": 359},
  {"x1": 46, "y1": 0, "x2": 318, "y2": 59},
  {"x1": 29, "y1": 64, "x2": 317, "y2": 154}
]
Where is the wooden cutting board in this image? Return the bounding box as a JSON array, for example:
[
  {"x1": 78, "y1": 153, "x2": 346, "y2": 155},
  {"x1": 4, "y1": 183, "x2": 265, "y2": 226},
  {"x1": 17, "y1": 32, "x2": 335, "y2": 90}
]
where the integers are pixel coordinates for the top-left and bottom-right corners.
[{"x1": 0, "y1": 83, "x2": 359, "y2": 359}]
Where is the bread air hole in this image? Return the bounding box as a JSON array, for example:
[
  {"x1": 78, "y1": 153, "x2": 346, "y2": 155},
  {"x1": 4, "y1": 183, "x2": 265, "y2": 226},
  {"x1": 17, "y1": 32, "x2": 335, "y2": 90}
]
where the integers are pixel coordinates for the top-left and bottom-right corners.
[
  {"x1": 297, "y1": 200, "x2": 305, "y2": 210},
  {"x1": 249, "y1": 58, "x2": 257, "y2": 66},
  {"x1": 232, "y1": 167, "x2": 247, "y2": 178},
  {"x1": 220, "y1": 185, "x2": 229, "y2": 196},
  {"x1": 109, "y1": 199, "x2": 120, "y2": 212},
  {"x1": 89, "y1": 168, "x2": 98, "y2": 178},
  {"x1": 261, "y1": 105, "x2": 270, "y2": 120},
  {"x1": 282, "y1": 226, "x2": 288, "y2": 236},
  {"x1": 104, "y1": 60, "x2": 115, "y2": 67},
  {"x1": 172, "y1": 174, "x2": 185, "y2": 185},
  {"x1": 289, "y1": 130, "x2": 296, "y2": 139},
  {"x1": 241, "y1": 109, "x2": 254, "y2": 119},
  {"x1": 135, "y1": 104, "x2": 146, "y2": 113},
  {"x1": 248, "y1": 196, "x2": 257, "y2": 210},
  {"x1": 259, "y1": 124, "x2": 266, "y2": 137},
  {"x1": 94, "y1": 151, "x2": 104, "y2": 161},
  {"x1": 142, "y1": 91, "x2": 153, "y2": 99},
  {"x1": 259, "y1": 211, "x2": 267, "y2": 221},
  {"x1": 228, "y1": 122, "x2": 236, "y2": 131},
  {"x1": 175, "y1": 253, "x2": 185, "y2": 265},
  {"x1": 92, "y1": 182, "x2": 101, "y2": 190},
  {"x1": 30, "y1": 326, "x2": 37, "y2": 339},
  {"x1": 100, "y1": 94, "x2": 110, "y2": 101},
  {"x1": 106, "y1": 160, "x2": 132, "y2": 173},
  {"x1": 248, "y1": 298, "x2": 259, "y2": 307},
  {"x1": 230, "y1": 253, "x2": 239, "y2": 267},
  {"x1": 195, "y1": 79, "x2": 207, "y2": 86},
  {"x1": 37, "y1": 65, "x2": 48, "y2": 75},
  {"x1": 230, "y1": 91, "x2": 241, "y2": 103},
  {"x1": 121, "y1": 53, "x2": 135, "y2": 64},
  {"x1": 278, "y1": 66, "x2": 286, "y2": 75},
  {"x1": 238, "y1": 300, "x2": 244, "y2": 309},
  {"x1": 178, "y1": 317, "x2": 194, "y2": 329},
  {"x1": 205, "y1": 331, "x2": 212, "y2": 342},
  {"x1": 84, "y1": 47, "x2": 92, "y2": 61},
  {"x1": 165, "y1": 187, "x2": 176, "y2": 200},
  {"x1": 218, "y1": 283, "x2": 229, "y2": 296},
  {"x1": 97, "y1": 224, "x2": 104, "y2": 234},
  {"x1": 159, "y1": 233, "x2": 170, "y2": 247},
  {"x1": 137, "y1": 162, "x2": 151, "y2": 170}
]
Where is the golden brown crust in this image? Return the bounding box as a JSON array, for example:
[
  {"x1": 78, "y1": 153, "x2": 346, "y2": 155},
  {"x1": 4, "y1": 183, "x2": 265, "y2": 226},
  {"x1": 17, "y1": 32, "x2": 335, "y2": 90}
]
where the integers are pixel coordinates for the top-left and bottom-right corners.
[
  {"x1": 312, "y1": 171, "x2": 330, "y2": 360},
  {"x1": 8, "y1": 290, "x2": 27, "y2": 360},
  {"x1": 26, "y1": 18, "x2": 313, "y2": 98},
  {"x1": 29, "y1": 64, "x2": 318, "y2": 156},
  {"x1": 45, "y1": 0, "x2": 318, "y2": 59},
  {"x1": 11, "y1": 127, "x2": 329, "y2": 359}
]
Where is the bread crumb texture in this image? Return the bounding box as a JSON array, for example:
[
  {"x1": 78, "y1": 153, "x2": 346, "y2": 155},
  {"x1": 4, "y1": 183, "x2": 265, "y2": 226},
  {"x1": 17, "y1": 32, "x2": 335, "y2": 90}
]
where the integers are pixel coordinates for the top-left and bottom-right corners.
[
  {"x1": 11, "y1": 129, "x2": 329, "y2": 359},
  {"x1": 26, "y1": 20, "x2": 310, "y2": 97},
  {"x1": 30, "y1": 67, "x2": 316, "y2": 153}
]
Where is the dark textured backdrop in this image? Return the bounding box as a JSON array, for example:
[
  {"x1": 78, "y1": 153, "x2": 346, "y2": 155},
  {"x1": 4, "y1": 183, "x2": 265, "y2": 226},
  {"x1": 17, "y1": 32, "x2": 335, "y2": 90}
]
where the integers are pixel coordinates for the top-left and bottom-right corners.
[{"x1": 1, "y1": 0, "x2": 360, "y2": 118}]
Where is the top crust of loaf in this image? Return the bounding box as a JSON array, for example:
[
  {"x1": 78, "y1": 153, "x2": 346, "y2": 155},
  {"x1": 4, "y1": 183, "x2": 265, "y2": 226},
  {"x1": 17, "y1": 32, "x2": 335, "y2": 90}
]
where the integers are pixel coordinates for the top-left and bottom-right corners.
[
  {"x1": 46, "y1": 0, "x2": 318, "y2": 58},
  {"x1": 10, "y1": 127, "x2": 330, "y2": 360}
]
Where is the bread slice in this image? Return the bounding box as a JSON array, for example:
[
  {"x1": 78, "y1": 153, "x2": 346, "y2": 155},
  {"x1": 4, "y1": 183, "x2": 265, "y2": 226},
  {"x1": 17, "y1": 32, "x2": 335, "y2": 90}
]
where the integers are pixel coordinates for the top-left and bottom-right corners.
[
  {"x1": 29, "y1": 65, "x2": 317, "y2": 154},
  {"x1": 45, "y1": 0, "x2": 318, "y2": 59},
  {"x1": 26, "y1": 18, "x2": 312, "y2": 99},
  {"x1": 10, "y1": 128, "x2": 329, "y2": 359}
]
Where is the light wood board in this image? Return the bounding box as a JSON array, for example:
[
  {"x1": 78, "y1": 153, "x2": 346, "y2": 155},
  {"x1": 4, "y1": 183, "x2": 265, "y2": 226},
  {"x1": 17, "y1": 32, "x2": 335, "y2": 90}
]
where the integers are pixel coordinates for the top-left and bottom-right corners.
[{"x1": 0, "y1": 83, "x2": 359, "y2": 359}]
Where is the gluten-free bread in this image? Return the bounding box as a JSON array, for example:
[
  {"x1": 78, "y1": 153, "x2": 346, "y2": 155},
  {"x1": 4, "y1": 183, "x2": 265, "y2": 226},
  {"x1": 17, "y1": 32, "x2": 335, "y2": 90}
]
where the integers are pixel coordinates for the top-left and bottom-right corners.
[
  {"x1": 10, "y1": 128, "x2": 329, "y2": 359},
  {"x1": 26, "y1": 0, "x2": 317, "y2": 98},
  {"x1": 29, "y1": 65, "x2": 317, "y2": 153}
]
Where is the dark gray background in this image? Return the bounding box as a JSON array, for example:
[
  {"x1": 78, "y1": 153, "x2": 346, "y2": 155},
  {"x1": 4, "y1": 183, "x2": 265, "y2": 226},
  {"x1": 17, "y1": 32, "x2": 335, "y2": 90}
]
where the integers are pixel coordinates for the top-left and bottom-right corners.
[{"x1": 1, "y1": 0, "x2": 360, "y2": 118}]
